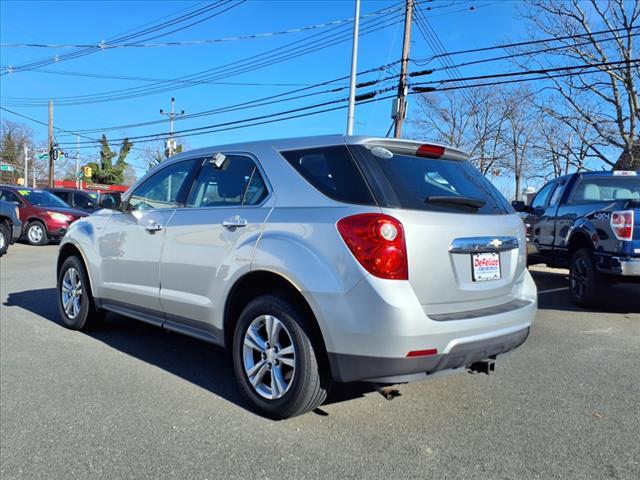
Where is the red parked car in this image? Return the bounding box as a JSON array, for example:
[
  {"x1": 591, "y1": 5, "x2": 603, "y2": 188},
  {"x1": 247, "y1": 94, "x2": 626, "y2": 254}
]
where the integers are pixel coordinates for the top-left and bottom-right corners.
[{"x1": 0, "y1": 185, "x2": 88, "y2": 246}]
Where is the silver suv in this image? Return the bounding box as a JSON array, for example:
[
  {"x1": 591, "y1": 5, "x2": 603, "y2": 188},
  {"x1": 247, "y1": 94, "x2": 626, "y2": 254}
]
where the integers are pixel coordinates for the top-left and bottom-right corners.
[{"x1": 56, "y1": 135, "x2": 537, "y2": 418}]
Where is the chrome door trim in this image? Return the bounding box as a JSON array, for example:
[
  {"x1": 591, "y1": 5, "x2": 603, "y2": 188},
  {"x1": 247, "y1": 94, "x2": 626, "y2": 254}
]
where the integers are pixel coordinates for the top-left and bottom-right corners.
[{"x1": 449, "y1": 236, "x2": 519, "y2": 254}]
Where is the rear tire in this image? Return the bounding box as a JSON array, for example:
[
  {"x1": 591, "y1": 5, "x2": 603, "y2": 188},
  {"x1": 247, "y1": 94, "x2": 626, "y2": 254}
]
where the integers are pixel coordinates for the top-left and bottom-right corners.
[
  {"x1": 57, "y1": 256, "x2": 104, "y2": 330},
  {"x1": 0, "y1": 222, "x2": 9, "y2": 257},
  {"x1": 25, "y1": 220, "x2": 48, "y2": 246},
  {"x1": 232, "y1": 294, "x2": 330, "y2": 419},
  {"x1": 569, "y1": 248, "x2": 606, "y2": 307}
]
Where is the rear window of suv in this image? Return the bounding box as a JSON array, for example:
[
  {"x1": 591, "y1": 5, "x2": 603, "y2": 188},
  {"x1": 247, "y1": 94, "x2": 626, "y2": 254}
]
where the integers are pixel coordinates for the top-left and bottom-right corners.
[
  {"x1": 354, "y1": 145, "x2": 512, "y2": 214},
  {"x1": 280, "y1": 146, "x2": 375, "y2": 205}
]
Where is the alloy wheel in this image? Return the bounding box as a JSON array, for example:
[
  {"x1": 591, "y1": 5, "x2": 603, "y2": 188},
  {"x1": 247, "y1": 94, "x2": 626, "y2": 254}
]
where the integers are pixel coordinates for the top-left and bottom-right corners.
[
  {"x1": 570, "y1": 257, "x2": 588, "y2": 299},
  {"x1": 61, "y1": 267, "x2": 83, "y2": 320},
  {"x1": 242, "y1": 315, "x2": 296, "y2": 400}
]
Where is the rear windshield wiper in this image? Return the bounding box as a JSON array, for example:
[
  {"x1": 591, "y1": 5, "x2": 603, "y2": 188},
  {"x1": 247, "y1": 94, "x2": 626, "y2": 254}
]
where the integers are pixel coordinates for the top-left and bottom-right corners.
[{"x1": 425, "y1": 195, "x2": 486, "y2": 209}]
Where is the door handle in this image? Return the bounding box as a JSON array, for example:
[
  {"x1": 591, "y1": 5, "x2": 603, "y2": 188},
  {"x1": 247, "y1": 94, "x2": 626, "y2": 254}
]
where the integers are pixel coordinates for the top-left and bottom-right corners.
[
  {"x1": 222, "y1": 216, "x2": 248, "y2": 229},
  {"x1": 144, "y1": 222, "x2": 164, "y2": 233}
]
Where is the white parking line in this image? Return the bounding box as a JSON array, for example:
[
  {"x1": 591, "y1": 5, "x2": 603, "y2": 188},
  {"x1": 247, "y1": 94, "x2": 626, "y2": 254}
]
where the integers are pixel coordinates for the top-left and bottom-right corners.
[{"x1": 538, "y1": 287, "x2": 570, "y2": 294}]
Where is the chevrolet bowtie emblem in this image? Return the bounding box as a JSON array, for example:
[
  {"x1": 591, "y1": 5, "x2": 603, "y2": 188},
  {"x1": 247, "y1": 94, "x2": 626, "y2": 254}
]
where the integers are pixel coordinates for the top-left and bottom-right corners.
[{"x1": 489, "y1": 239, "x2": 503, "y2": 249}]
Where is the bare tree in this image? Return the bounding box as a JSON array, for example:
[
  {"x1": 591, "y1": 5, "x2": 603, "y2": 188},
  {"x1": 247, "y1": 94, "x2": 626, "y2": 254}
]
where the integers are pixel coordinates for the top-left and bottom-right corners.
[
  {"x1": 535, "y1": 114, "x2": 597, "y2": 177},
  {"x1": 410, "y1": 87, "x2": 508, "y2": 175},
  {"x1": 518, "y1": 0, "x2": 640, "y2": 169},
  {"x1": 141, "y1": 137, "x2": 190, "y2": 171},
  {"x1": 499, "y1": 88, "x2": 541, "y2": 200}
]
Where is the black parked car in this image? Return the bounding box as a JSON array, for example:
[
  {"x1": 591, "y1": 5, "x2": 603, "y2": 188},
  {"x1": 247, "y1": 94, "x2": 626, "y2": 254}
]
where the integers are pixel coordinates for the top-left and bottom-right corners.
[
  {"x1": 513, "y1": 171, "x2": 639, "y2": 307},
  {"x1": 46, "y1": 188, "x2": 121, "y2": 213},
  {"x1": 0, "y1": 199, "x2": 23, "y2": 257}
]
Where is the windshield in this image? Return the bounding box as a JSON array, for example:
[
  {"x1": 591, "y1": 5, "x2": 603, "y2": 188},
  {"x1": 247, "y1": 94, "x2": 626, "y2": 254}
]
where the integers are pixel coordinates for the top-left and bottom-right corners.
[
  {"x1": 17, "y1": 189, "x2": 70, "y2": 208},
  {"x1": 354, "y1": 145, "x2": 512, "y2": 214}
]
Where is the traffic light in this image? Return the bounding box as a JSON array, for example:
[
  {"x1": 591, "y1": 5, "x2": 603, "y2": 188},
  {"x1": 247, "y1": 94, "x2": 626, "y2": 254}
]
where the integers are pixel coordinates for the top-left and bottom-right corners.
[{"x1": 82, "y1": 166, "x2": 93, "y2": 178}]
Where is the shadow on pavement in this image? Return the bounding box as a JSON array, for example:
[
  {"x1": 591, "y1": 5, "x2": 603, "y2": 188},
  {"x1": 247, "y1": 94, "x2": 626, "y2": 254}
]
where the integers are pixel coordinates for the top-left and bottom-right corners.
[
  {"x1": 530, "y1": 269, "x2": 640, "y2": 314},
  {"x1": 3, "y1": 288, "x2": 376, "y2": 417}
]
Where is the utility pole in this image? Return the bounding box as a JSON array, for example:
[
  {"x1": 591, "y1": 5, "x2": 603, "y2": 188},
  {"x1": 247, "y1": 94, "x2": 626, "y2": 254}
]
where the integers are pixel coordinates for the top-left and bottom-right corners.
[
  {"x1": 160, "y1": 97, "x2": 185, "y2": 157},
  {"x1": 346, "y1": 0, "x2": 361, "y2": 135},
  {"x1": 48, "y1": 100, "x2": 54, "y2": 187},
  {"x1": 75, "y1": 135, "x2": 80, "y2": 189},
  {"x1": 23, "y1": 143, "x2": 28, "y2": 186},
  {"x1": 393, "y1": 0, "x2": 414, "y2": 138}
]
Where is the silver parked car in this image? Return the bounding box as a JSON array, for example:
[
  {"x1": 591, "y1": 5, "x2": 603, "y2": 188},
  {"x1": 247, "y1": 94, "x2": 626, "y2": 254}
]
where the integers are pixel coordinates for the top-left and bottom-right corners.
[{"x1": 56, "y1": 135, "x2": 537, "y2": 418}]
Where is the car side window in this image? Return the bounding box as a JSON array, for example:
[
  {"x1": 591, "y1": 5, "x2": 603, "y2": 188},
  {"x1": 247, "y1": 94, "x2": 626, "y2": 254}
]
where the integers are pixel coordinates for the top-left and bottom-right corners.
[
  {"x1": 548, "y1": 181, "x2": 565, "y2": 206},
  {"x1": 128, "y1": 159, "x2": 198, "y2": 211},
  {"x1": 74, "y1": 192, "x2": 96, "y2": 210},
  {"x1": 0, "y1": 189, "x2": 22, "y2": 204},
  {"x1": 187, "y1": 155, "x2": 268, "y2": 208},
  {"x1": 530, "y1": 182, "x2": 555, "y2": 210},
  {"x1": 53, "y1": 191, "x2": 71, "y2": 205}
]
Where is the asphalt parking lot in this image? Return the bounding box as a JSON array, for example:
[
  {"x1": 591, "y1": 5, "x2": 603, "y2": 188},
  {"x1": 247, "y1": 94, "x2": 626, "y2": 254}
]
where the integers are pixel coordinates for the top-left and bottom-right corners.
[{"x1": 1, "y1": 243, "x2": 639, "y2": 480}]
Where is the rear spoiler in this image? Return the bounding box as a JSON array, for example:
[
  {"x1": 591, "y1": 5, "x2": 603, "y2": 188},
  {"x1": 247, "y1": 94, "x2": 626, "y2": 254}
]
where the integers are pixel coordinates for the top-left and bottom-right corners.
[{"x1": 351, "y1": 137, "x2": 470, "y2": 161}]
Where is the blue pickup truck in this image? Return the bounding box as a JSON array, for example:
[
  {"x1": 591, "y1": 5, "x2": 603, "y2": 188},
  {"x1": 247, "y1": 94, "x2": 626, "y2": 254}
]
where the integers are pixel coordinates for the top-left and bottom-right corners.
[{"x1": 513, "y1": 171, "x2": 639, "y2": 307}]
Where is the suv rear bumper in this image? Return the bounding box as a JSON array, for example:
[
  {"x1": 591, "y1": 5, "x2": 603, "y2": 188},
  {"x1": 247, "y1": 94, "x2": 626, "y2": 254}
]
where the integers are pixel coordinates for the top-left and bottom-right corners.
[
  {"x1": 328, "y1": 327, "x2": 529, "y2": 383},
  {"x1": 305, "y1": 269, "x2": 537, "y2": 383}
]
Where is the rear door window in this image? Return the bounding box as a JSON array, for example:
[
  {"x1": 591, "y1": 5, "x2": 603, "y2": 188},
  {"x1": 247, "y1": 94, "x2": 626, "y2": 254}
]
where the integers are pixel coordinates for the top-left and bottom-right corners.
[
  {"x1": 280, "y1": 146, "x2": 375, "y2": 205},
  {"x1": 352, "y1": 145, "x2": 511, "y2": 214}
]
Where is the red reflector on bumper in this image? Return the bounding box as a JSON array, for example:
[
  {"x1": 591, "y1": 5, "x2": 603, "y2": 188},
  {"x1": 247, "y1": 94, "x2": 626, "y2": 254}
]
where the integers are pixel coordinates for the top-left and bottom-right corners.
[{"x1": 406, "y1": 348, "x2": 438, "y2": 358}]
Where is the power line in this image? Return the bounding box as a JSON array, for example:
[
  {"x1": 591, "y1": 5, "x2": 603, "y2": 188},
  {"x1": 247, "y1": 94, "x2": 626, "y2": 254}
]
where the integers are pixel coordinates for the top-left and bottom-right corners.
[
  {"x1": 0, "y1": 6, "x2": 405, "y2": 49},
  {"x1": 411, "y1": 26, "x2": 640, "y2": 65},
  {"x1": 62, "y1": 62, "x2": 402, "y2": 135},
  {"x1": 413, "y1": 5, "x2": 476, "y2": 107},
  {"x1": 54, "y1": 59, "x2": 638, "y2": 148},
  {"x1": 0, "y1": 1, "x2": 239, "y2": 75},
  {"x1": 410, "y1": 59, "x2": 639, "y2": 87},
  {"x1": 1, "y1": 4, "x2": 405, "y2": 106}
]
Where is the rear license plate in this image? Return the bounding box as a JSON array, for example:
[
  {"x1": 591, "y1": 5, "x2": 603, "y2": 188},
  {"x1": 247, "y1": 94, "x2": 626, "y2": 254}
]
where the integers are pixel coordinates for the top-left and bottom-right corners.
[{"x1": 472, "y1": 252, "x2": 501, "y2": 281}]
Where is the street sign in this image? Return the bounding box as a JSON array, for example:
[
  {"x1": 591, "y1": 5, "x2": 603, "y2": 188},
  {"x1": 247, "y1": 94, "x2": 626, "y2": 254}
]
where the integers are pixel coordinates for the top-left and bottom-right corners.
[
  {"x1": 0, "y1": 164, "x2": 15, "y2": 172},
  {"x1": 34, "y1": 153, "x2": 48, "y2": 160}
]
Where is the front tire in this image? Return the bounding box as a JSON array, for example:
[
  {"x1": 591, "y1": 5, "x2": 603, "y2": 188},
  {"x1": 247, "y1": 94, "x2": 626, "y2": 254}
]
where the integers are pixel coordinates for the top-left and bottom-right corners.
[
  {"x1": 569, "y1": 248, "x2": 606, "y2": 307},
  {"x1": 25, "y1": 220, "x2": 48, "y2": 246},
  {"x1": 232, "y1": 294, "x2": 329, "y2": 419},
  {"x1": 57, "y1": 256, "x2": 104, "y2": 330}
]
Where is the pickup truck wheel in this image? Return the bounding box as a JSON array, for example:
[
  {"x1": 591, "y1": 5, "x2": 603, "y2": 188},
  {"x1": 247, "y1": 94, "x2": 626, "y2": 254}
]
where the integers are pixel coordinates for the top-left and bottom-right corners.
[
  {"x1": 569, "y1": 248, "x2": 605, "y2": 307},
  {"x1": 57, "y1": 256, "x2": 104, "y2": 330},
  {"x1": 232, "y1": 294, "x2": 329, "y2": 419},
  {"x1": 0, "y1": 222, "x2": 9, "y2": 256},
  {"x1": 25, "y1": 220, "x2": 48, "y2": 246}
]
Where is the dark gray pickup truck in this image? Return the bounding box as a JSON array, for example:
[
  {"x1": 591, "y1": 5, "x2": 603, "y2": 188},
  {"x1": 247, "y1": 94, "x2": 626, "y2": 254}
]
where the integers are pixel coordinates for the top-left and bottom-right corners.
[{"x1": 513, "y1": 171, "x2": 639, "y2": 307}]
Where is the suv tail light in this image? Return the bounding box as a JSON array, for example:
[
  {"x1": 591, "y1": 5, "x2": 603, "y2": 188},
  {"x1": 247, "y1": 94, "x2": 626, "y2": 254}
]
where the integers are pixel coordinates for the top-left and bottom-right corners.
[
  {"x1": 610, "y1": 210, "x2": 634, "y2": 241},
  {"x1": 337, "y1": 214, "x2": 408, "y2": 280}
]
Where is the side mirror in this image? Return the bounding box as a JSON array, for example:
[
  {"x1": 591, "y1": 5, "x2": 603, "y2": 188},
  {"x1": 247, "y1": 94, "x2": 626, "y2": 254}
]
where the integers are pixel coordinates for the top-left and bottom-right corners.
[{"x1": 511, "y1": 200, "x2": 526, "y2": 212}]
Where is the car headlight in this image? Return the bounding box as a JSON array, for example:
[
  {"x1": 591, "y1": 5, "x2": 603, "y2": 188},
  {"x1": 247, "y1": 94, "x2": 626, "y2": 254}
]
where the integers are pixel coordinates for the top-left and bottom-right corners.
[{"x1": 46, "y1": 211, "x2": 72, "y2": 222}]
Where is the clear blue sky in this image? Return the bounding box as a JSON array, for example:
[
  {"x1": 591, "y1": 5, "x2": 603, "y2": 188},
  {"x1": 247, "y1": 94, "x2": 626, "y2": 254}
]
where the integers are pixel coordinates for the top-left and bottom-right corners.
[{"x1": 0, "y1": 0, "x2": 522, "y2": 177}]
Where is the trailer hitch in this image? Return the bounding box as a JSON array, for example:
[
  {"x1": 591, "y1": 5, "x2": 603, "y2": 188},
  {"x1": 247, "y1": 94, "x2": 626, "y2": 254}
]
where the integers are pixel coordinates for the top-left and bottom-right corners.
[{"x1": 467, "y1": 360, "x2": 495, "y2": 375}]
